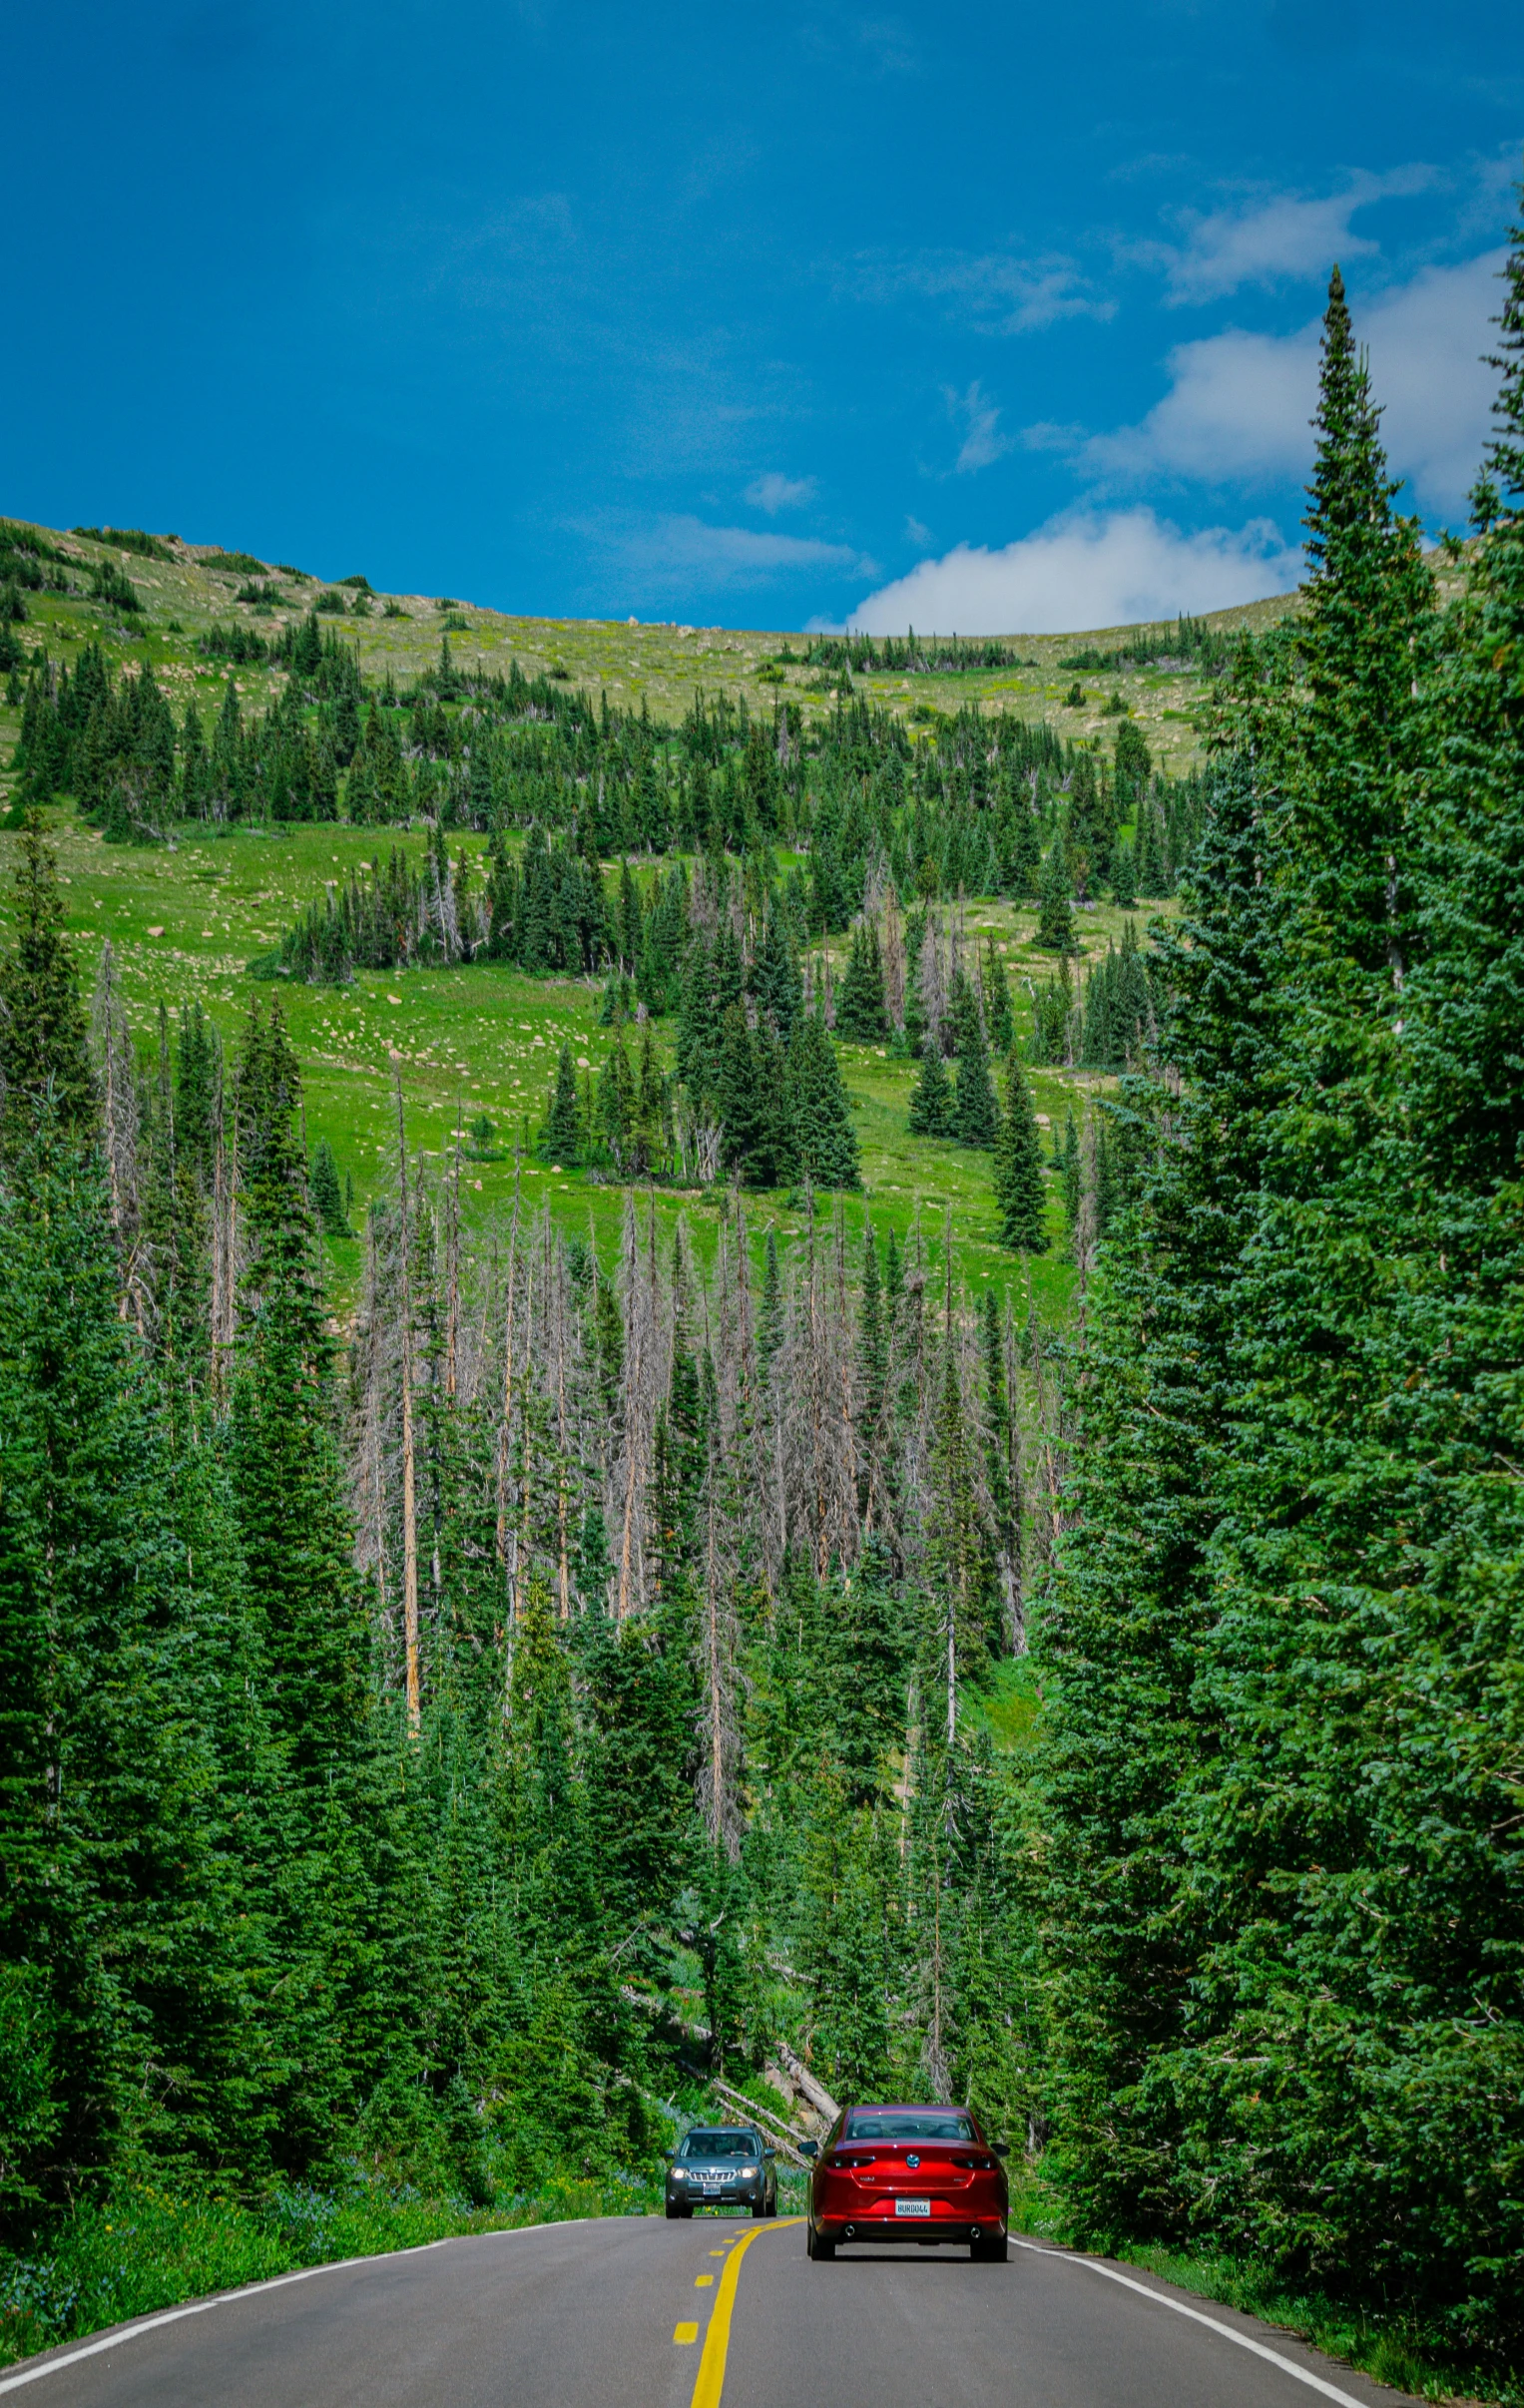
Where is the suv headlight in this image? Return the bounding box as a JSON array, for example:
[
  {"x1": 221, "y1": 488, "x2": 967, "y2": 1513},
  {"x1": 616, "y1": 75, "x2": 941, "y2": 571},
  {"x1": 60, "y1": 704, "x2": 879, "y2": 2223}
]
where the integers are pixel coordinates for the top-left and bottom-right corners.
[
  {"x1": 742, "y1": 2164, "x2": 758, "y2": 2175},
  {"x1": 671, "y1": 2167, "x2": 687, "y2": 2180}
]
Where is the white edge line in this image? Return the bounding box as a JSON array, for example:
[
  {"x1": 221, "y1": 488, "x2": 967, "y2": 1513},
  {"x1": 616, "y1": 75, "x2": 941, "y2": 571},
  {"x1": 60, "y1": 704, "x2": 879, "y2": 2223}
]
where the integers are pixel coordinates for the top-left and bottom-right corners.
[
  {"x1": 1010, "y1": 2240, "x2": 1373, "y2": 2408},
  {"x1": 0, "y1": 2215, "x2": 603, "y2": 2395}
]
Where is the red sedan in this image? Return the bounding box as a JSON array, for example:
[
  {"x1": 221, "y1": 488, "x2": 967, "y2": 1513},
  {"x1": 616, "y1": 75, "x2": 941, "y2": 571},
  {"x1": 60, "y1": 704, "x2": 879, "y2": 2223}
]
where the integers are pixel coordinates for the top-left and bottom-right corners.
[{"x1": 801, "y1": 2103, "x2": 1010, "y2": 2260}]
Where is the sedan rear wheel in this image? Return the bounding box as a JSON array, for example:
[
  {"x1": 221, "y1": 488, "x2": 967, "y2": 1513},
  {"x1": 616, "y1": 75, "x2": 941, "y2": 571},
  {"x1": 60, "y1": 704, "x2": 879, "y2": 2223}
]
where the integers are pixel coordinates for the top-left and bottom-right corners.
[
  {"x1": 807, "y1": 2224, "x2": 835, "y2": 2260},
  {"x1": 970, "y1": 2234, "x2": 1008, "y2": 2262}
]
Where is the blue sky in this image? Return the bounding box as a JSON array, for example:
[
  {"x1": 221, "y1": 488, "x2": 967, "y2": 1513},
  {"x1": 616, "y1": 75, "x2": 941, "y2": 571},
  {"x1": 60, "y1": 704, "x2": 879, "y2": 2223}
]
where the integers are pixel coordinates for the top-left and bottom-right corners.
[{"x1": 4, "y1": 1, "x2": 1521, "y2": 632}]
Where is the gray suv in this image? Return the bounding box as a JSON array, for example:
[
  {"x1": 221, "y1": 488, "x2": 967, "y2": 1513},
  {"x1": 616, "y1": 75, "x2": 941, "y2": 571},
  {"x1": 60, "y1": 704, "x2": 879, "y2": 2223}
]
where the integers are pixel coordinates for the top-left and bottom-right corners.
[{"x1": 665, "y1": 2124, "x2": 778, "y2": 2218}]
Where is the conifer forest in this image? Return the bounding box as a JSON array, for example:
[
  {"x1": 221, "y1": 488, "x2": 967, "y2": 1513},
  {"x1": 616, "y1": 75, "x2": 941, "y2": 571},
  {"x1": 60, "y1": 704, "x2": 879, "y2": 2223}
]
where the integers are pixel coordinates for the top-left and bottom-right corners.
[{"x1": 3, "y1": 203, "x2": 1524, "y2": 2390}]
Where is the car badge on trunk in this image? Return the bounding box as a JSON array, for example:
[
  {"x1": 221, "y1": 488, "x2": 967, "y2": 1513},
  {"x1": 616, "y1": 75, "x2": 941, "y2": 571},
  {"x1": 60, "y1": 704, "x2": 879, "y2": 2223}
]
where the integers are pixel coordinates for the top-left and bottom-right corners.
[{"x1": 905, "y1": 2153, "x2": 920, "y2": 2168}]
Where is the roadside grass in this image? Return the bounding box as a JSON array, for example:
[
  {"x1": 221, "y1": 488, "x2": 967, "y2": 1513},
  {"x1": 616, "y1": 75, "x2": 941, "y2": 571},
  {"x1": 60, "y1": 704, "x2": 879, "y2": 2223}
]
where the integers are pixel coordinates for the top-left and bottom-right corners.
[
  {"x1": 0, "y1": 807, "x2": 1156, "y2": 1312},
  {"x1": 1005, "y1": 2167, "x2": 1512, "y2": 2407}
]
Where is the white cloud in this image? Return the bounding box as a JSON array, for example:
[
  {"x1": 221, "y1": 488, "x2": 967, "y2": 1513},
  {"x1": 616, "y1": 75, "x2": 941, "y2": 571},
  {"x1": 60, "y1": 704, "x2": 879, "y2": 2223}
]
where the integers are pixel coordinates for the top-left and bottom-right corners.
[
  {"x1": 1083, "y1": 326, "x2": 1315, "y2": 485},
  {"x1": 948, "y1": 380, "x2": 1010, "y2": 473},
  {"x1": 746, "y1": 472, "x2": 816, "y2": 514},
  {"x1": 904, "y1": 516, "x2": 934, "y2": 549},
  {"x1": 844, "y1": 507, "x2": 1302, "y2": 636},
  {"x1": 851, "y1": 248, "x2": 1112, "y2": 334},
  {"x1": 1361, "y1": 251, "x2": 1505, "y2": 509},
  {"x1": 602, "y1": 515, "x2": 876, "y2": 593},
  {"x1": 1082, "y1": 249, "x2": 1504, "y2": 514},
  {"x1": 1148, "y1": 167, "x2": 1434, "y2": 304}
]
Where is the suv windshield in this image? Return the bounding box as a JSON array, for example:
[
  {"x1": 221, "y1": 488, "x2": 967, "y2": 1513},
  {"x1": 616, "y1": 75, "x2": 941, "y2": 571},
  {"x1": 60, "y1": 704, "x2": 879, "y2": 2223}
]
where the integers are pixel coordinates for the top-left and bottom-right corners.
[
  {"x1": 681, "y1": 2131, "x2": 757, "y2": 2160},
  {"x1": 842, "y1": 2113, "x2": 975, "y2": 2143}
]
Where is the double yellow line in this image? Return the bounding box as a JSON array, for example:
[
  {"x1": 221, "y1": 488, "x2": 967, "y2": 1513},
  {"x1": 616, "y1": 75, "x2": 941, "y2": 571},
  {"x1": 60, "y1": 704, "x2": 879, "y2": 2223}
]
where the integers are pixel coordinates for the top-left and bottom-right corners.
[{"x1": 688, "y1": 2219, "x2": 802, "y2": 2408}]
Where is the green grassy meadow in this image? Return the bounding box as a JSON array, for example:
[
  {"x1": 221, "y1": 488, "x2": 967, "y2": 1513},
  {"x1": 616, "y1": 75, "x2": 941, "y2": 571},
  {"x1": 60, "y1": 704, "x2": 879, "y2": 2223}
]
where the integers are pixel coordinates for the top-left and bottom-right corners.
[
  {"x1": 0, "y1": 806, "x2": 1166, "y2": 1310},
  {"x1": 0, "y1": 518, "x2": 1292, "y2": 757},
  {"x1": 0, "y1": 516, "x2": 1215, "y2": 1305}
]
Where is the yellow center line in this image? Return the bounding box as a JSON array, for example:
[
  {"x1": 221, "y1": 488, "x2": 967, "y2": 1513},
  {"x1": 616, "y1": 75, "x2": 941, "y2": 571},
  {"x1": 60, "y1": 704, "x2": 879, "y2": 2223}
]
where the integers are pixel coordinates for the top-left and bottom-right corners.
[{"x1": 688, "y1": 2218, "x2": 802, "y2": 2408}]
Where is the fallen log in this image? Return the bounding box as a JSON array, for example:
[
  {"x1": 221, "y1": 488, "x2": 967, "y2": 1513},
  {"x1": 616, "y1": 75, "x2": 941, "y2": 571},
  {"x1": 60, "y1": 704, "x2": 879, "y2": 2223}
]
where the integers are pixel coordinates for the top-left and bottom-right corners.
[{"x1": 776, "y1": 2039, "x2": 840, "y2": 2126}]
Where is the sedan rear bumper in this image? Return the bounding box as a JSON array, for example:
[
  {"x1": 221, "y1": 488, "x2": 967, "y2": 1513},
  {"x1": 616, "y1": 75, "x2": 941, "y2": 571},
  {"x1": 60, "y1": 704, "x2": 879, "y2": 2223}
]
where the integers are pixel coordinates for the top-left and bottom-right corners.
[{"x1": 815, "y1": 2214, "x2": 1006, "y2": 2244}]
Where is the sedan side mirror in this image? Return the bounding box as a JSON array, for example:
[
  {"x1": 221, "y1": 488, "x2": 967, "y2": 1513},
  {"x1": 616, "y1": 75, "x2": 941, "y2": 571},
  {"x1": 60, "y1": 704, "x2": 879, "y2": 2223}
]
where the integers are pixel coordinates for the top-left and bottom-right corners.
[
  {"x1": 992, "y1": 2141, "x2": 1011, "y2": 2159},
  {"x1": 798, "y1": 2139, "x2": 819, "y2": 2160}
]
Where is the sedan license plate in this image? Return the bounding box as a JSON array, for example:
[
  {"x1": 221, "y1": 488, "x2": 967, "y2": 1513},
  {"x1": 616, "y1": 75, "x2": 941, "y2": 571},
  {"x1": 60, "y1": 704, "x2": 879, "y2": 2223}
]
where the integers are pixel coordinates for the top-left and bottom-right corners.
[{"x1": 895, "y1": 2197, "x2": 931, "y2": 2218}]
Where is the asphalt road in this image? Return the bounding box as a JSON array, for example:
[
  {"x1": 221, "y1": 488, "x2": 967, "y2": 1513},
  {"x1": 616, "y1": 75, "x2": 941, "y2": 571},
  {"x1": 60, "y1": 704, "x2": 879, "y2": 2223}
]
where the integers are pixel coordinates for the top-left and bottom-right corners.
[{"x1": 2, "y1": 2214, "x2": 1423, "y2": 2408}]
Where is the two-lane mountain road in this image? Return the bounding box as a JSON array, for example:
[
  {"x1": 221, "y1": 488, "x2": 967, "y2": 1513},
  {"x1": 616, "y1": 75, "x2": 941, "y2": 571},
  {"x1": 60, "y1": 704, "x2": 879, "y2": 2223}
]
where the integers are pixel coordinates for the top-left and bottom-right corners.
[{"x1": 0, "y1": 2215, "x2": 1422, "y2": 2408}]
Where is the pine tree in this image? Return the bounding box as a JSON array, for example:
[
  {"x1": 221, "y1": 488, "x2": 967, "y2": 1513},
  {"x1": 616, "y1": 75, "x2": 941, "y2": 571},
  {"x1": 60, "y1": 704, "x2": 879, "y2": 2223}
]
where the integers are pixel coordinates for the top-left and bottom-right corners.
[
  {"x1": 1035, "y1": 842, "x2": 1075, "y2": 952},
  {"x1": 0, "y1": 810, "x2": 96, "y2": 1152},
  {"x1": 982, "y1": 936, "x2": 1015, "y2": 1056},
  {"x1": 787, "y1": 1013, "x2": 860, "y2": 1190},
  {"x1": 836, "y1": 921, "x2": 888, "y2": 1042},
  {"x1": 634, "y1": 1022, "x2": 665, "y2": 1175},
  {"x1": 950, "y1": 978, "x2": 997, "y2": 1148},
  {"x1": 1113, "y1": 718, "x2": 1151, "y2": 821},
  {"x1": 543, "y1": 1041, "x2": 581, "y2": 1163},
  {"x1": 717, "y1": 1005, "x2": 770, "y2": 1185},
  {"x1": 1109, "y1": 837, "x2": 1137, "y2": 910},
  {"x1": 616, "y1": 859, "x2": 641, "y2": 972},
  {"x1": 597, "y1": 1032, "x2": 636, "y2": 1170},
  {"x1": 992, "y1": 1052, "x2": 1047, "y2": 1251},
  {"x1": 1063, "y1": 749, "x2": 1114, "y2": 898},
  {"x1": 759, "y1": 1225, "x2": 783, "y2": 1368},
  {"x1": 232, "y1": 1001, "x2": 368, "y2": 1780},
  {"x1": 1061, "y1": 1109, "x2": 1081, "y2": 1251},
  {"x1": 0, "y1": 1122, "x2": 238, "y2": 2207},
  {"x1": 907, "y1": 1037, "x2": 952, "y2": 1138},
  {"x1": 310, "y1": 1136, "x2": 351, "y2": 1234}
]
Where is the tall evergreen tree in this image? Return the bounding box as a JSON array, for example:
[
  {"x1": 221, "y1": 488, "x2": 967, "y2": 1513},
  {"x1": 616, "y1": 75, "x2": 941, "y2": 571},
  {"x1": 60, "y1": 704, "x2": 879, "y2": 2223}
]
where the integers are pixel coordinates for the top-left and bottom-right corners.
[
  {"x1": 0, "y1": 812, "x2": 96, "y2": 1151},
  {"x1": 907, "y1": 1039, "x2": 953, "y2": 1138},
  {"x1": 543, "y1": 1041, "x2": 581, "y2": 1162},
  {"x1": 1035, "y1": 842, "x2": 1076, "y2": 952},
  {"x1": 992, "y1": 1052, "x2": 1047, "y2": 1251},
  {"x1": 787, "y1": 1013, "x2": 860, "y2": 1190},
  {"x1": 836, "y1": 921, "x2": 888, "y2": 1041},
  {"x1": 949, "y1": 977, "x2": 997, "y2": 1148},
  {"x1": 310, "y1": 1136, "x2": 350, "y2": 1235}
]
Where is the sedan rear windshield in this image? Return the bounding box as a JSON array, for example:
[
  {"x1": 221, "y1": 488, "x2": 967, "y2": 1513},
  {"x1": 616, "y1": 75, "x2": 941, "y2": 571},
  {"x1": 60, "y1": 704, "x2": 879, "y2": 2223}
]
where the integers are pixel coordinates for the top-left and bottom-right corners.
[
  {"x1": 681, "y1": 2131, "x2": 758, "y2": 2159},
  {"x1": 842, "y1": 2113, "x2": 975, "y2": 2143}
]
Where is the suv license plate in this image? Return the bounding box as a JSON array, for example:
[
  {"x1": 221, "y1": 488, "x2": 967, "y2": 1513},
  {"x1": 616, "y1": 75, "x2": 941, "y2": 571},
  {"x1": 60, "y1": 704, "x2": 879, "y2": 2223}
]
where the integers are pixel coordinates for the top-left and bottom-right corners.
[
  {"x1": 703, "y1": 2184, "x2": 724, "y2": 2197},
  {"x1": 895, "y1": 2198, "x2": 931, "y2": 2218}
]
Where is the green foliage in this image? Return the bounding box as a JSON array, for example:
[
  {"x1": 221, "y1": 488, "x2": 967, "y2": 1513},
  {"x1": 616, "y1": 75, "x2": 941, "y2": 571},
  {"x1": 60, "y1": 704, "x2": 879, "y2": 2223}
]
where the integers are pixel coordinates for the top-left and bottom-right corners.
[
  {"x1": 0, "y1": 814, "x2": 97, "y2": 1150},
  {"x1": 1031, "y1": 237, "x2": 1524, "y2": 2381},
  {"x1": 1034, "y1": 843, "x2": 1075, "y2": 953},
  {"x1": 835, "y1": 919, "x2": 888, "y2": 1041},
  {"x1": 992, "y1": 1053, "x2": 1047, "y2": 1252},
  {"x1": 72, "y1": 527, "x2": 173, "y2": 563},
  {"x1": 542, "y1": 1041, "x2": 581, "y2": 1162},
  {"x1": 907, "y1": 1036, "x2": 952, "y2": 1137},
  {"x1": 310, "y1": 1136, "x2": 351, "y2": 1234},
  {"x1": 788, "y1": 1011, "x2": 860, "y2": 1191},
  {"x1": 948, "y1": 973, "x2": 997, "y2": 1148},
  {"x1": 87, "y1": 560, "x2": 142, "y2": 615}
]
